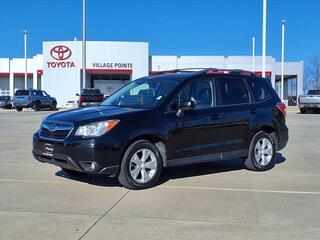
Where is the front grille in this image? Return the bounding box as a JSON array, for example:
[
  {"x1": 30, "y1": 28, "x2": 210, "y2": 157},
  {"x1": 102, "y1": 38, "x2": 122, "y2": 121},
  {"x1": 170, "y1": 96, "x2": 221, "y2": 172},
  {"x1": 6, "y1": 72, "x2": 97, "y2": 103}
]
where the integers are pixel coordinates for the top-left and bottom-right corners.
[{"x1": 40, "y1": 122, "x2": 73, "y2": 140}]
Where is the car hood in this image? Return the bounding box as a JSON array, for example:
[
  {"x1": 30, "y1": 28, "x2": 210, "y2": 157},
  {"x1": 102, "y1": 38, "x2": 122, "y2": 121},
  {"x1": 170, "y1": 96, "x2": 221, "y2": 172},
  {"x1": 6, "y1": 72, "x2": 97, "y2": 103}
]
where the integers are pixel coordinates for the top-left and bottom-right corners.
[{"x1": 45, "y1": 105, "x2": 145, "y2": 124}]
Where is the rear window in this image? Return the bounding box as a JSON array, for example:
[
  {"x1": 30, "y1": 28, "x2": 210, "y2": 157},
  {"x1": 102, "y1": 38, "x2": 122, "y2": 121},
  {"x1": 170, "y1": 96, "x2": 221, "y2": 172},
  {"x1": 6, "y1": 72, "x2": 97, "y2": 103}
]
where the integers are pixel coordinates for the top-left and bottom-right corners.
[
  {"x1": 246, "y1": 78, "x2": 272, "y2": 101},
  {"x1": 216, "y1": 77, "x2": 250, "y2": 105},
  {"x1": 15, "y1": 90, "x2": 29, "y2": 96},
  {"x1": 0, "y1": 96, "x2": 10, "y2": 100},
  {"x1": 81, "y1": 89, "x2": 101, "y2": 95},
  {"x1": 308, "y1": 90, "x2": 320, "y2": 95}
]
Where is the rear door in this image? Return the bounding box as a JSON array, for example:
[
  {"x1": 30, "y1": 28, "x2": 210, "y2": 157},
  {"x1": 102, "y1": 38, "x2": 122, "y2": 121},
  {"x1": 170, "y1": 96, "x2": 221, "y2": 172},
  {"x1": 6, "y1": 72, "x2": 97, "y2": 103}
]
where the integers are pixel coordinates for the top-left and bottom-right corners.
[{"x1": 213, "y1": 75, "x2": 254, "y2": 153}]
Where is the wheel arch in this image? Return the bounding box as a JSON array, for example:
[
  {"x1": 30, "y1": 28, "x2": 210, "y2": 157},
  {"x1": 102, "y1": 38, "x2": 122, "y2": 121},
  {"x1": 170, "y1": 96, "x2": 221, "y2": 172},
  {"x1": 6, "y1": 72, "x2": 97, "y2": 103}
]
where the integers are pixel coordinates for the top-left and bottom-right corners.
[
  {"x1": 251, "y1": 125, "x2": 279, "y2": 150},
  {"x1": 122, "y1": 134, "x2": 168, "y2": 167}
]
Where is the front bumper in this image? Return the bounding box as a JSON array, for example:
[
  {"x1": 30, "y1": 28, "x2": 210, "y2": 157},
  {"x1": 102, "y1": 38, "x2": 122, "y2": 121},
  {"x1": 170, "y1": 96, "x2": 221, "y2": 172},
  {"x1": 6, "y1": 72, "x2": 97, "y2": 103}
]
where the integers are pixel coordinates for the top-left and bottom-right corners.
[{"x1": 32, "y1": 131, "x2": 122, "y2": 175}]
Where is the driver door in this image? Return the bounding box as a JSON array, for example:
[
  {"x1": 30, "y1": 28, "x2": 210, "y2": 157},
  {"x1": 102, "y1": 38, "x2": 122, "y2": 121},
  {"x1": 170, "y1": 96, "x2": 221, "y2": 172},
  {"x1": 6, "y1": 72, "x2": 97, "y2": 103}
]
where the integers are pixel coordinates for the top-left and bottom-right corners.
[{"x1": 166, "y1": 77, "x2": 222, "y2": 161}]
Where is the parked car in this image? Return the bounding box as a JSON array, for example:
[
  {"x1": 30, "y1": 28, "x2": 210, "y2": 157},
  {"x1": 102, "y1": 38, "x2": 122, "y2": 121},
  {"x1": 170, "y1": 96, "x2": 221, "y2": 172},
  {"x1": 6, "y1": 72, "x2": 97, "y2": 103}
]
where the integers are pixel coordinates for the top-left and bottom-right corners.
[
  {"x1": 63, "y1": 100, "x2": 77, "y2": 109},
  {"x1": 33, "y1": 68, "x2": 288, "y2": 189},
  {"x1": 13, "y1": 89, "x2": 57, "y2": 111},
  {"x1": 298, "y1": 90, "x2": 320, "y2": 113},
  {"x1": 0, "y1": 96, "x2": 12, "y2": 109},
  {"x1": 77, "y1": 88, "x2": 104, "y2": 107}
]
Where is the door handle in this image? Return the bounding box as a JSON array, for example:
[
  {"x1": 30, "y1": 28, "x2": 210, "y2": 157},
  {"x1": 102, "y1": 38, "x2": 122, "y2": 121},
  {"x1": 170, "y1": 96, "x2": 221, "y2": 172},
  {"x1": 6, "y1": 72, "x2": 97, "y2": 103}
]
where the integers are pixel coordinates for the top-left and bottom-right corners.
[
  {"x1": 250, "y1": 108, "x2": 258, "y2": 115},
  {"x1": 211, "y1": 113, "x2": 221, "y2": 120}
]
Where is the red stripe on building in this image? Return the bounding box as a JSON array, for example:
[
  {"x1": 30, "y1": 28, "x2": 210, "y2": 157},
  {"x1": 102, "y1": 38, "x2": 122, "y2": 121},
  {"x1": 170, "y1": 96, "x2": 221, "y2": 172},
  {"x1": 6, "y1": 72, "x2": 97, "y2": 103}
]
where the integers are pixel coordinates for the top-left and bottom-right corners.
[
  {"x1": 0, "y1": 72, "x2": 10, "y2": 77},
  {"x1": 13, "y1": 72, "x2": 33, "y2": 76}
]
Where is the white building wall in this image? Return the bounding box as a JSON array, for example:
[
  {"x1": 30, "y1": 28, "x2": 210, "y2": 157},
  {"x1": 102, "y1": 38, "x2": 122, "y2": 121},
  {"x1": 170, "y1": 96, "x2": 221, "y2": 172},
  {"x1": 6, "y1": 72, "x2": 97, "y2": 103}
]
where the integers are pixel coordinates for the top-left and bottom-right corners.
[{"x1": 43, "y1": 41, "x2": 148, "y2": 105}]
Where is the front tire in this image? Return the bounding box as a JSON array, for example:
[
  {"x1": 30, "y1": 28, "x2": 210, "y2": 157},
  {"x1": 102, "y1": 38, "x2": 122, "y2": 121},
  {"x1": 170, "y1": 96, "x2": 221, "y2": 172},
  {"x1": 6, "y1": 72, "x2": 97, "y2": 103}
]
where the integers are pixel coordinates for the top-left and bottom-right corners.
[
  {"x1": 118, "y1": 140, "x2": 163, "y2": 190},
  {"x1": 244, "y1": 131, "x2": 276, "y2": 171},
  {"x1": 34, "y1": 101, "x2": 41, "y2": 111},
  {"x1": 16, "y1": 106, "x2": 22, "y2": 112}
]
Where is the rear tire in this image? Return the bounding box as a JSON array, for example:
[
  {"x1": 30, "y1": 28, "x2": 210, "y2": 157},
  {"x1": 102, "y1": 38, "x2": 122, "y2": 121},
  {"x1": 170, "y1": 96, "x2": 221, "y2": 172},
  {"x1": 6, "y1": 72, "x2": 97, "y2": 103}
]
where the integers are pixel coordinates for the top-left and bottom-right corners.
[
  {"x1": 34, "y1": 101, "x2": 41, "y2": 111},
  {"x1": 300, "y1": 108, "x2": 306, "y2": 114},
  {"x1": 244, "y1": 131, "x2": 276, "y2": 171},
  {"x1": 16, "y1": 106, "x2": 22, "y2": 112},
  {"x1": 118, "y1": 140, "x2": 163, "y2": 190}
]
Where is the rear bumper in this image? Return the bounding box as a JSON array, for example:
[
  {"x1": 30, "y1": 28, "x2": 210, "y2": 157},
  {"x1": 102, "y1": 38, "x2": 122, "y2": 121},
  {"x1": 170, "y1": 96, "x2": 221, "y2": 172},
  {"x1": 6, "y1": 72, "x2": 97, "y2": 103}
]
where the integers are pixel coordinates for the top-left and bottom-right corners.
[
  {"x1": 80, "y1": 102, "x2": 101, "y2": 107},
  {"x1": 14, "y1": 102, "x2": 33, "y2": 108},
  {"x1": 32, "y1": 131, "x2": 122, "y2": 175},
  {"x1": 299, "y1": 103, "x2": 320, "y2": 109}
]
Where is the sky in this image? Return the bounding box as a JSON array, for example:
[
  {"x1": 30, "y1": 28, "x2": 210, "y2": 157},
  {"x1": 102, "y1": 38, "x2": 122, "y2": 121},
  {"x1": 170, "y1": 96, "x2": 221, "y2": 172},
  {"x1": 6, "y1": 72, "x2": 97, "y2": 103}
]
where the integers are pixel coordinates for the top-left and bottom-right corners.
[{"x1": 0, "y1": 0, "x2": 319, "y2": 65}]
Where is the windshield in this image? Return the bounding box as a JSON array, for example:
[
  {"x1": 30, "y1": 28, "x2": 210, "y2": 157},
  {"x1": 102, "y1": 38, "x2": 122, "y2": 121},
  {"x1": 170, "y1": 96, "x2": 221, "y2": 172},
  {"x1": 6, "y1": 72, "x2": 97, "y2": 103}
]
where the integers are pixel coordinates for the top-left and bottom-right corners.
[
  {"x1": 308, "y1": 90, "x2": 320, "y2": 95},
  {"x1": 101, "y1": 77, "x2": 180, "y2": 109}
]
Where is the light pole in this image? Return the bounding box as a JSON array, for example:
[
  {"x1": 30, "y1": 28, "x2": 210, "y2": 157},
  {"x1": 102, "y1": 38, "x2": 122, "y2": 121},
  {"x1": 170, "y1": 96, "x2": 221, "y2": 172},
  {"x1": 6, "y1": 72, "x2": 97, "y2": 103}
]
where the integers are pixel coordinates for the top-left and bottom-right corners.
[
  {"x1": 82, "y1": 0, "x2": 86, "y2": 90},
  {"x1": 281, "y1": 20, "x2": 285, "y2": 101},
  {"x1": 24, "y1": 30, "x2": 27, "y2": 89},
  {"x1": 252, "y1": 37, "x2": 255, "y2": 73},
  {"x1": 262, "y1": 0, "x2": 267, "y2": 77}
]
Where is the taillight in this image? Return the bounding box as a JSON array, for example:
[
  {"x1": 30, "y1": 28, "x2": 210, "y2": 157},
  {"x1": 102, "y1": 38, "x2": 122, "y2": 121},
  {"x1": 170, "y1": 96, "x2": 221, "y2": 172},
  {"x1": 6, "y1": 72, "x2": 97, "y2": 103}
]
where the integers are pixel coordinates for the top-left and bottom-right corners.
[
  {"x1": 28, "y1": 96, "x2": 32, "y2": 102},
  {"x1": 79, "y1": 96, "x2": 83, "y2": 103},
  {"x1": 276, "y1": 102, "x2": 286, "y2": 118}
]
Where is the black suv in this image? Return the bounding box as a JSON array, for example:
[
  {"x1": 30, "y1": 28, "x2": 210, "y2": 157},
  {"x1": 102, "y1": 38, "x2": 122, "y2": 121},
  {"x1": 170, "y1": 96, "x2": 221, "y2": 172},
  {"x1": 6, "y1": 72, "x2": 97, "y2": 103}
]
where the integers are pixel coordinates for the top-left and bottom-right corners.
[{"x1": 33, "y1": 69, "x2": 288, "y2": 189}]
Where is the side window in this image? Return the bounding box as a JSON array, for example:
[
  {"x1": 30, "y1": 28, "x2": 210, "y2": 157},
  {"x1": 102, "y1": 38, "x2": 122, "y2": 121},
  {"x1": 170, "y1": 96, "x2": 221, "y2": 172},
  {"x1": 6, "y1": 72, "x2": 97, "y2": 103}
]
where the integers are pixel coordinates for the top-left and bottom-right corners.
[
  {"x1": 246, "y1": 78, "x2": 272, "y2": 101},
  {"x1": 170, "y1": 78, "x2": 214, "y2": 110},
  {"x1": 216, "y1": 77, "x2": 250, "y2": 105}
]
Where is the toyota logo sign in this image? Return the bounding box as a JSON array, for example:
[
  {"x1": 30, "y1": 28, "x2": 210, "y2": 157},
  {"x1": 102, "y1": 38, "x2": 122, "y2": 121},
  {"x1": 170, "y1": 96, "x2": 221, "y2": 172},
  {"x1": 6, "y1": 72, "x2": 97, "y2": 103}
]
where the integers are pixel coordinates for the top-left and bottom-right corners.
[{"x1": 50, "y1": 45, "x2": 72, "y2": 61}]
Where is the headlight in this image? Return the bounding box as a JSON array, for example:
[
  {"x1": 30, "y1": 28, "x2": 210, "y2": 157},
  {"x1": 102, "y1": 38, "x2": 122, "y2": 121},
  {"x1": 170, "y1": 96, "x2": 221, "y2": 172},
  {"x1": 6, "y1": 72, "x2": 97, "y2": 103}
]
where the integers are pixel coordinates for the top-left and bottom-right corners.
[{"x1": 75, "y1": 119, "x2": 120, "y2": 137}]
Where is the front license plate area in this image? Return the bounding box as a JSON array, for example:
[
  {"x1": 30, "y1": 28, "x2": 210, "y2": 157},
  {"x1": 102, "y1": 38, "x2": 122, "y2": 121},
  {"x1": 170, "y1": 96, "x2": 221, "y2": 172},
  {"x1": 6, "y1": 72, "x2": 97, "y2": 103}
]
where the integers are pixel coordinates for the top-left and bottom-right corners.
[{"x1": 43, "y1": 143, "x2": 54, "y2": 157}]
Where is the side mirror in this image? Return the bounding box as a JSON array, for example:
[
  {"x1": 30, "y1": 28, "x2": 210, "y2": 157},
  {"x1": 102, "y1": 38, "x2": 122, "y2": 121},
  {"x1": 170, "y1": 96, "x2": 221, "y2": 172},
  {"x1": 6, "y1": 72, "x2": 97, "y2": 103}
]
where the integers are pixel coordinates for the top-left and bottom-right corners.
[
  {"x1": 176, "y1": 100, "x2": 195, "y2": 117},
  {"x1": 76, "y1": 93, "x2": 79, "y2": 96},
  {"x1": 179, "y1": 100, "x2": 195, "y2": 111}
]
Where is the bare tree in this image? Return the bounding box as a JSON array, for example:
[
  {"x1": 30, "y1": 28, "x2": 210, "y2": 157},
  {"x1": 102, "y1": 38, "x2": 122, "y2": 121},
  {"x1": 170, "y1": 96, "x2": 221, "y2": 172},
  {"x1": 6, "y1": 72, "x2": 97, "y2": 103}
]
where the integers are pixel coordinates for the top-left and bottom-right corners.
[{"x1": 305, "y1": 56, "x2": 320, "y2": 90}]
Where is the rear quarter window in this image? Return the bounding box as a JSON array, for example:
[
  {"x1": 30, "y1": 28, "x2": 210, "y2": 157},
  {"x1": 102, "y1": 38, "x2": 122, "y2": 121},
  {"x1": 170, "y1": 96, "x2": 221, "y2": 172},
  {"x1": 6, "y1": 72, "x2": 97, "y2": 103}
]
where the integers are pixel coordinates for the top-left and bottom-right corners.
[{"x1": 246, "y1": 78, "x2": 272, "y2": 102}]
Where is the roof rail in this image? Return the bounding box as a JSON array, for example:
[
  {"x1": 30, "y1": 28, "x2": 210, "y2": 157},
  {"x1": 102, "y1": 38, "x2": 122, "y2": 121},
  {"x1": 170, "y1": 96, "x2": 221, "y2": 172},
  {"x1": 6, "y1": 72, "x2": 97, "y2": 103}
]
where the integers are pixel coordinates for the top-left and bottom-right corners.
[{"x1": 151, "y1": 68, "x2": 256, "y2": 76}]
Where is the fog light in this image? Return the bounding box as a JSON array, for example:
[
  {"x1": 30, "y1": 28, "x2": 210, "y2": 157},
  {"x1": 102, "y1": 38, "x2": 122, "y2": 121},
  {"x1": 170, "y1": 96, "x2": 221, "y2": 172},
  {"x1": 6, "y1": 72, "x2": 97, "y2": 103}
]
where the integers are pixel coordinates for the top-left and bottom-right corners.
[
  {"x1": 91, "y1": 162, "x2": 97, "y2": 170},
  {"x1": 79, "y1": 161, "x2": 100, "y2": 172}
]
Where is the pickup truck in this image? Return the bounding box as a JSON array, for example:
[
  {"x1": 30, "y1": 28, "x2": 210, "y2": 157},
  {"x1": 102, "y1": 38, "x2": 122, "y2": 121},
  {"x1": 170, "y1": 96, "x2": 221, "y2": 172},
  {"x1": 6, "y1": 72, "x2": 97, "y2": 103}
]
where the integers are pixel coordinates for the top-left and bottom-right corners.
[
  {"x1": 77, "y1": 88, "x2": 104, "y2": 107},
  {"x1": 298, "y1": 90, "x2": 320, "y2": 113},
  {"x1": 13, "y1": 89, "x2": 57, "y2": 111}
]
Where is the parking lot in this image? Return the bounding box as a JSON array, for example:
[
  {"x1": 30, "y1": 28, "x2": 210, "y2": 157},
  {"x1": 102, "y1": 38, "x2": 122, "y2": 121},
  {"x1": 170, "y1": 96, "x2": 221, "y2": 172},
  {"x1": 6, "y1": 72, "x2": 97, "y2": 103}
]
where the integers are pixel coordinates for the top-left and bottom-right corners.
[{"x1": 0, "y1": 110, "x2": 319, "y2": 240}]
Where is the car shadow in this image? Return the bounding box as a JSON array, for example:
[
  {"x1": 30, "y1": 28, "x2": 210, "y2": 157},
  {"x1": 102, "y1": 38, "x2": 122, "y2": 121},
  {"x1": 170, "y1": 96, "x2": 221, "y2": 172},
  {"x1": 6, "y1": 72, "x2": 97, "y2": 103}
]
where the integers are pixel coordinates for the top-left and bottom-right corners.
[
  {"x1": 54, "y1": 153, "x2": 286, "y2": 188},
  {"x1": 157, "y1": 152, "x2": 286, "y2": 186},
  {"x1": 55, "y1": 170, "x2": 121, "y2": 187}
]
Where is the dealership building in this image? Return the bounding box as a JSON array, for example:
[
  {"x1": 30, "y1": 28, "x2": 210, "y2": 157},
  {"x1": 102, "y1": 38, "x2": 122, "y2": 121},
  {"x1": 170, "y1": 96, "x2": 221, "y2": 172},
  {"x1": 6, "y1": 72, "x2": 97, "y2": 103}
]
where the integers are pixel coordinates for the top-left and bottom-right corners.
[{"x1": 0, "y1": 40, "x2": 304, "y2": 105}]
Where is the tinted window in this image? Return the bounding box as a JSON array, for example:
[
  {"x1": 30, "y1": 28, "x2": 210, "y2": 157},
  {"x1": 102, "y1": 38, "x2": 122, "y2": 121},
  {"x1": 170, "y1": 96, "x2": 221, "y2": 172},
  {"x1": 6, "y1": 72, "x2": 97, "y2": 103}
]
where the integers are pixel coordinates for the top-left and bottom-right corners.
[
  {"x1": 15, "y1": 90, "x2": 29, "y2": 96},
  {"x1": 308, "y1": 90, "x2": 320, "y2": 95},
  {"x1": 170, "y1": 78, "x2": 214, "y2": 110},
  {"x1": 82, "y1": 89, "x2": 102, "y2": 95},
  {"x1": 246, "y1": 78, "x2": 272, "y2": 101},
  {"x1": 216, "y1": 77, "x2": 250, "y2": 105}
]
